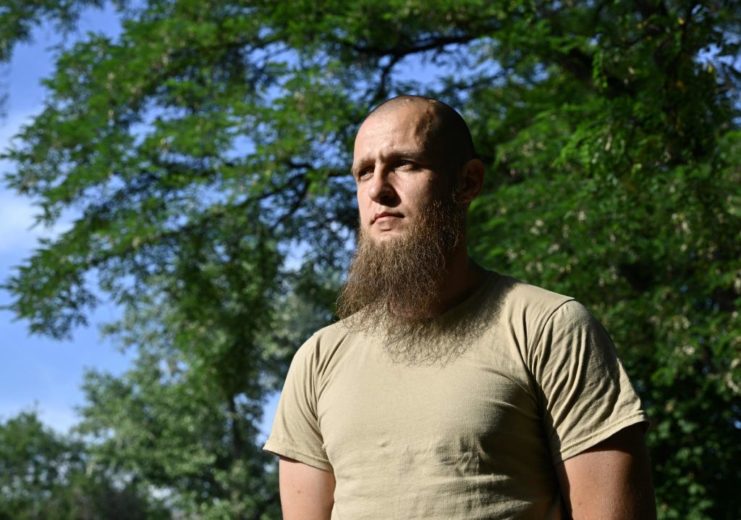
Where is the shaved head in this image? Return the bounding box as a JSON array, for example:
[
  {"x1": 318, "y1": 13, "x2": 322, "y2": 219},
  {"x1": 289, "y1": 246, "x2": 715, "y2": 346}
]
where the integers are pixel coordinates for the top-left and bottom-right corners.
[{"x1": 362, "y1": 95, "x2": 477, "y2": 175}]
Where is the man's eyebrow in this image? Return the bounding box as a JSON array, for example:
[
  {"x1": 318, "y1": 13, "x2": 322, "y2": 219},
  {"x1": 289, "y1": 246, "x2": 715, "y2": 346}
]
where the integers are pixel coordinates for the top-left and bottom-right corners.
[
  {"x1": 385, "y1": 150, "x2": 433, "y2": 168},
  {"x1": 351, "y1": 150, "x2": 430, "y2": 176},
  {"x1": 351, "y1": 158, "x2": 372, "y2": 177}
]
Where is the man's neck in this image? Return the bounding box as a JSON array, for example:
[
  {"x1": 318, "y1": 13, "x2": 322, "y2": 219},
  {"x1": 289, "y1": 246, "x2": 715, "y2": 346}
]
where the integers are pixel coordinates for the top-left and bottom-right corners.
[{"x1": 438, "y1": 241, "x2": 487, "y2": 312}]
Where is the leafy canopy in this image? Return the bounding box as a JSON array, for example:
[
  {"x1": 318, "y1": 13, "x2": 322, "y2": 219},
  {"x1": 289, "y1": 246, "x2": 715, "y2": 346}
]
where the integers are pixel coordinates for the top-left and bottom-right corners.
[{"x1": 1, "y1": 1, "x2": 738, "y2": 518}]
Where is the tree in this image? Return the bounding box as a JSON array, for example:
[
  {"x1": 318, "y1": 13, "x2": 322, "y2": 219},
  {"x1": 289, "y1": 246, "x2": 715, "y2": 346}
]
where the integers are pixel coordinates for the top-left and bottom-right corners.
[
  {"x1": 1, "y1": 1, "x2": 738, "y2": 518},
  {"x1": 73, "y1": 286, "x2": 330, "y2": 517},
  {"x1": 0, "y1": 411, "x2": 165, "y2": 519}
]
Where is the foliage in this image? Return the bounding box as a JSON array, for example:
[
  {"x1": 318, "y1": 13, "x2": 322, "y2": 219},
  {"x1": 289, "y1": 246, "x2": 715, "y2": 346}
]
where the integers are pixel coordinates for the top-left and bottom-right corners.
[
  {"x1": 0, "y1": 411, "x2": 165, "y2": 519},
  {"x1": 1, "y1": 0, "x2": 738, "y2": 518}
]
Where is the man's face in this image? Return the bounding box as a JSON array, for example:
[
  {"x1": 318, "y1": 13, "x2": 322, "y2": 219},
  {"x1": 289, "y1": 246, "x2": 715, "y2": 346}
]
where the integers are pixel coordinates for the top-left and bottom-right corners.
[{"x1": 351, "y1": 105, "x2": 451, "y2": 243}]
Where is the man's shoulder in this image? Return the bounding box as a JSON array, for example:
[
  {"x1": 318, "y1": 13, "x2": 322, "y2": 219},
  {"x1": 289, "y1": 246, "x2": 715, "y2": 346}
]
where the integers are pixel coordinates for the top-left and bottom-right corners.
[
  {"x1": 489, "y1": 273, "x2": 607, "y2": 348},
  {"x1": 488, "y1": 272, "x2": 576, "y2": 318},
  {"x1": 291, "y1": 319, "x2": 360, "y2": 368}
]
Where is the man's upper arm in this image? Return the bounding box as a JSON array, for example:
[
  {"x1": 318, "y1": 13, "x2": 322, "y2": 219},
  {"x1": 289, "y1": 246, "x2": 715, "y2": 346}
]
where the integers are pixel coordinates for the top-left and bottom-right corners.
[
  {"x1": 265, "y1": 336, "x2": 335, "y2": 518},
  {"x1": 279, "y1": 457, "x2": 335, "y2": 520},
  {"x1": 556, "y1": 424, "x2": 656, "y2": 519}
]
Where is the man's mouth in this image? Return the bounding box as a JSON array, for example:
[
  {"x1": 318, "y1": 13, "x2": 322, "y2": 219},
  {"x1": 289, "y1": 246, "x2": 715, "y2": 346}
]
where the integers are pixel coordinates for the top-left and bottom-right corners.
[{"x1": 371, "y1": 211, "x2": 403, "y2": 225}]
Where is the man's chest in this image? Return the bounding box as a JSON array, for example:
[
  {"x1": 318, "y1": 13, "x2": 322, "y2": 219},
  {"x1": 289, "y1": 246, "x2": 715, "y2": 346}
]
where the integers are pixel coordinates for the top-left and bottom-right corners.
[{"x1": 315, "y1": 341, "x2": 549, "y2": 474}]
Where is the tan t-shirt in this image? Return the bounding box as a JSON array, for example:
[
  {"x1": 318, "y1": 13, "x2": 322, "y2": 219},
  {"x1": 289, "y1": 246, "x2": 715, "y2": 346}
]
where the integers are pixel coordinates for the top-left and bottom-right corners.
[{"x1": 264, "y1": 273, "x2": 647, "y2": 519}]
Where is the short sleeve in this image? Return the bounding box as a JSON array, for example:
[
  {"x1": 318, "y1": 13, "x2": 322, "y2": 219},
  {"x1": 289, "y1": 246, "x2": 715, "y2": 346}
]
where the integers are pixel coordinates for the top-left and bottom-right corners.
[
  {"x1": 529, "y1": 300, "x2": 648, "y2": 463},
  {"x1": 263, "y1": 337, "x2": 332, "y2": 471}
]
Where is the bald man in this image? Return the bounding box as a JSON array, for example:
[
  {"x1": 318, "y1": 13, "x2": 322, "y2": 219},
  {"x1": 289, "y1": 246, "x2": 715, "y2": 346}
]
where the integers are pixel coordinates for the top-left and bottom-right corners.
[{"x1": 264, "y1": 96, "x2": 656, "y2": 519}]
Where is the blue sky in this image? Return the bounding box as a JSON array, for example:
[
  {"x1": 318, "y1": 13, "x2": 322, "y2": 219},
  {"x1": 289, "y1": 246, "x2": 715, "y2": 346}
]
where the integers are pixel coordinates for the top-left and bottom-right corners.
[
  {"x1": 0, "y1": 7, "x2": 132, "y2": 434},
  {"x1": 0, "y1": 6, "x2": 285, "y2": 441}
]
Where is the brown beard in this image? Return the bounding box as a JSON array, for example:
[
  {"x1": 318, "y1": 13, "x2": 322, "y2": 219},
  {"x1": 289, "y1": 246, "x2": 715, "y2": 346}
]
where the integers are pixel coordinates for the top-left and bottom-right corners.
[{"x1": 337, "y1": 193, "x2": 478, "y2": 363}]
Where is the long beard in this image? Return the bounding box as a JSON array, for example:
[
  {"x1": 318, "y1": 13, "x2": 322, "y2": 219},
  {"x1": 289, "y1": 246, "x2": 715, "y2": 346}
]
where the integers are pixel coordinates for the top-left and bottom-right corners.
[{"x1": 337, "y1": 195, "x2": 477, "y2": 364}]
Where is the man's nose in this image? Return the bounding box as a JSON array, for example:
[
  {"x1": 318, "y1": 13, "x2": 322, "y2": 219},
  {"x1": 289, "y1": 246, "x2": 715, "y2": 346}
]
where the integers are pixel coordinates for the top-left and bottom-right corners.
[{"x1": 367, "y1": 170, "x2": 397, "y2": 204}]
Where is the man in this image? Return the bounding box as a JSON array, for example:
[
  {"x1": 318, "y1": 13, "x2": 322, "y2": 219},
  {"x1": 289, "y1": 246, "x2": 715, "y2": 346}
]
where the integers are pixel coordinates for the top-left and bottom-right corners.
[{"x1": 264, "y1": 95, "x2": 656, "y2": 519}]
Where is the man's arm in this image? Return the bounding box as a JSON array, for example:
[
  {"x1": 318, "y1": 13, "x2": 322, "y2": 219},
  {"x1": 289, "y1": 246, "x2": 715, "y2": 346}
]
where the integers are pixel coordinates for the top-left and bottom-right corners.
[
  {"x1": 279, "y1": 457, "x2": 335, "y2": 520},
  {"x1": 556, "y1": 424, "x2": 656, "y2": 519}
]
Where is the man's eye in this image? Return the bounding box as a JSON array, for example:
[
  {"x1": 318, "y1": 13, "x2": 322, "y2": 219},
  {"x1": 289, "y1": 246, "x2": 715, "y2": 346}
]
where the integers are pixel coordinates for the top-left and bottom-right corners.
[
  {"x1": 395, "y1": 160, "x2": 416, "y2": 170},
  {"x1": 357, "y1": 169, "x2": 372, "y2": 180}
]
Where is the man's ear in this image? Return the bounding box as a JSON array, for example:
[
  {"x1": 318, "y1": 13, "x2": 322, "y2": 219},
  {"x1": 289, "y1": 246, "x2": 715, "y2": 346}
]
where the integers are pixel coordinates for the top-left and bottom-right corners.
[{"x1": 454, "y1": 158, "x2": 485, "y2": 205}]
